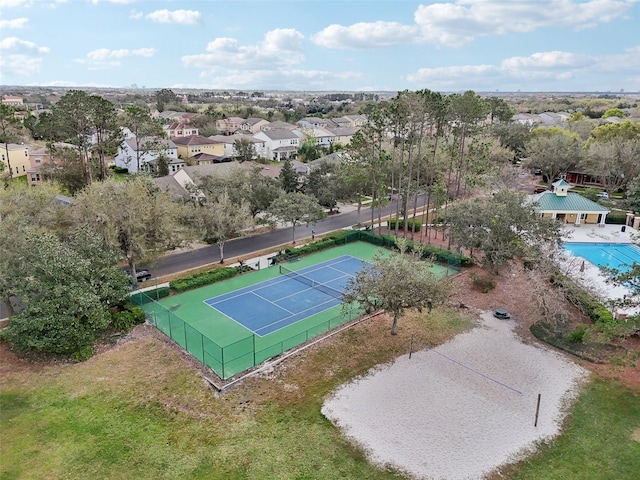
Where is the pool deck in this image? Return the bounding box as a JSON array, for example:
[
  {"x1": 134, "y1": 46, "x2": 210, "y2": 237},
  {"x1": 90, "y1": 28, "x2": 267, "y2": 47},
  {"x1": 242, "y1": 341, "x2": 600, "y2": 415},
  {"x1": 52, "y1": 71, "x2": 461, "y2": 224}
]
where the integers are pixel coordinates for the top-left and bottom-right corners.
[
  {"x1": 559, "y1": 224, "x2": 639, "y2": 317},
  {"x1": 562, "y1": 223, "x2": 638, "y2": 244}
]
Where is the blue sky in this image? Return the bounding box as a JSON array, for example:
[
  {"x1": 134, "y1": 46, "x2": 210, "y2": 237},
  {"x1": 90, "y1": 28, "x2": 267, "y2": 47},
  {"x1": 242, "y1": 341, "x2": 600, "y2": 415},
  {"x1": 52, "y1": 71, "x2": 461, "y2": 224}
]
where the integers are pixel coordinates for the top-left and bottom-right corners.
[{"x1": 0, "y1": 0, "x2": 639, "y2": 92}]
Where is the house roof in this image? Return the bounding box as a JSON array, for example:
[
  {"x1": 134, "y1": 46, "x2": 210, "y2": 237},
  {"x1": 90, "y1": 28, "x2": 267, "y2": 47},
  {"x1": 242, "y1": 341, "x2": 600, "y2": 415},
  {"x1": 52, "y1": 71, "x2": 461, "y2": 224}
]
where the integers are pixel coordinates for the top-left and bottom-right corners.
[
  {"x1": 260, "y1": 129, "x2": 299, "y2": 141},
  {"x1": 125, "y1": 137, "x2": 176, "y2": 151},
  {"x1": 530, "y1": 192, "x2": 610, "y2": 213},
  {"x1": 171, "y1": 135, "x2": 220, "y2": 146},
  {"x1": 264, "y1": 120, "x2": 296, "y2": 130}
]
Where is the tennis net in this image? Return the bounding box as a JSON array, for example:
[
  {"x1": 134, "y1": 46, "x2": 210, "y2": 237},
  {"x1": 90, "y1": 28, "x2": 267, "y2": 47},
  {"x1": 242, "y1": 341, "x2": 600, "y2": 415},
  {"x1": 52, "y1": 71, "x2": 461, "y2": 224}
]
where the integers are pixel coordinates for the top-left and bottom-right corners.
[{"x1": 279, "y1": 265, "x2": 343, "y2": 300}]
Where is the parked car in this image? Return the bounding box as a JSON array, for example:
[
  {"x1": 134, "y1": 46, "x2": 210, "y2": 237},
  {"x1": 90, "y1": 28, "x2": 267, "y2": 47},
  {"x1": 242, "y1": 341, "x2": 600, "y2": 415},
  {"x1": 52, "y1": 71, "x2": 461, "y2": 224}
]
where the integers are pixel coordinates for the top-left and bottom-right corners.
[
  {"x1": 125, "y1": 269, "x2": 152, "y2": 282},
  {"x1": 596, "y1": 192, "x2": 609, "y2": 199},
  {"x1": 533, "y1": 187, "x2": 547, "y2": 194}
]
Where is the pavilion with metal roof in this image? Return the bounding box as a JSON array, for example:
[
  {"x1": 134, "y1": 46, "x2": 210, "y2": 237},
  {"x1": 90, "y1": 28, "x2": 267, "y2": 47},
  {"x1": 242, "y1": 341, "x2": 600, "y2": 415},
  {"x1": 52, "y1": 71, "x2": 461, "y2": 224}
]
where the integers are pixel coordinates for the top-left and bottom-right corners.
[{"x1": 528, "y1": 179, "x2": 610, "y2": 226}]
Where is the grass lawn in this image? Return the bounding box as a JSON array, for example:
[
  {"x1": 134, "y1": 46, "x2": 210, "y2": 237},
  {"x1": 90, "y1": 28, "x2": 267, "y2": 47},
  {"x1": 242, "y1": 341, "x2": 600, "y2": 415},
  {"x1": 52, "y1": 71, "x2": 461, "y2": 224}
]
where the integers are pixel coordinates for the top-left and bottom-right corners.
[{"x1": 2, "y1": 307, "x2": 639, "y2": 480}]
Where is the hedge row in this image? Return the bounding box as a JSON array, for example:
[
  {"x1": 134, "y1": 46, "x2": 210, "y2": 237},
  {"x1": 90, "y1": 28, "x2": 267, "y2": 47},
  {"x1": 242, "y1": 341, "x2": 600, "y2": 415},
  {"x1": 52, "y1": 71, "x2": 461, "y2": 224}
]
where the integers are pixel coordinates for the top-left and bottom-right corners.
[
  {"x1": 357, "y1": 231, "x2": 473, "y2": 267},
  {"x1": 170, "y1": 266, "x2": 242, "y2": 293}
]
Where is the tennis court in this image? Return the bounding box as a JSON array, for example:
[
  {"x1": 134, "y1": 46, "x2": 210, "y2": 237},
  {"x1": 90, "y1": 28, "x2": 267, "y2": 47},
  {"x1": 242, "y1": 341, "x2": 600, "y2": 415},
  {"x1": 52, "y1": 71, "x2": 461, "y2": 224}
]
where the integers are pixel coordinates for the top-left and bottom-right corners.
[
  {"x1": 204, "y1": 255, "x2": 369, "y2": 336},
  {"x1": 136, "y1": 241, "x2": 459, "y2": 380}
]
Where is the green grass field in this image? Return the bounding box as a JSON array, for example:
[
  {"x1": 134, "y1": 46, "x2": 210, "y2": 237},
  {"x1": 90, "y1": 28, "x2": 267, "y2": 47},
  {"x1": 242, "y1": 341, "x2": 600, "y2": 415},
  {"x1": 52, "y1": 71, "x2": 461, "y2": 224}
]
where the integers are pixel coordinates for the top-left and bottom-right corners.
[
  {"x1": 141, "y1": 241, "x2": 455, "y2": 379},
  {"x1": 1, "y1": 307, "x2": 638, "y2": 480}
]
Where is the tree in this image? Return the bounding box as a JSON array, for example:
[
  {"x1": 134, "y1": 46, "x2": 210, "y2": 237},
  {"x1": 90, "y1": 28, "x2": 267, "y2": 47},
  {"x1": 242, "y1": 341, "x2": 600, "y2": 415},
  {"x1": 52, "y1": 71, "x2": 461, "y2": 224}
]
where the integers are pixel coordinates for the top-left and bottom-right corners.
[
  {"x1": 304, "y1": 161, "x2": 342, "y2": 212},
  {"x1": 120, "y1": 105, "x2": 164, "y2": 173},
  {"x1": 342, "y1": 240, "x2": 450, "y2": 335},
  {"x1": 39, "y1": 144, "x2": 88, "y2": 195},
  {"x1": 445, "y1": 190, "x2": 563, "y2": 272},
  {"x1": 602, "y1": 108, "x2": 626, "y2": 119},
  {"x1": 74, "y1": 176, "x2": 190, "y2": 286},
  {"x1": 155, "y1": 88, "x2": 176, "y2": 112},
  {"x1": 3, "y1": 226, "x2": 130, "y2": 357},
  {"x1": 267, "y1": 192, "x2": 326, "y2": 244},
  {"x1": 523, "y1": 127, "x2": 582, "y2": 186},
  {"x1": 90, "y1": 95, "x2": 123, "y2": 180},
  {"x1": 278, "y1": 157, "x2": 299, "y2": 193},
  {"x1": 243, "y1": 166, "x2": 281, "y2": 222},
  {"x1": 192, "y1": 190, "x2": 251, "y2": 263},
  {"x1": 0, "y1": 104, "x2": 23, "y2": 179},
  {"x1": 297, "y1": 133, "x2": 322, "y2": 162},
  {"x1": 234, "y1": 137, "x2": 258, "y2": 163},
  {"x1": 492, "y1": 122, "x2": 532, "y2": 158},
  {"x1": 49, "y1": 90, "x2": 121, "y2": 184}
]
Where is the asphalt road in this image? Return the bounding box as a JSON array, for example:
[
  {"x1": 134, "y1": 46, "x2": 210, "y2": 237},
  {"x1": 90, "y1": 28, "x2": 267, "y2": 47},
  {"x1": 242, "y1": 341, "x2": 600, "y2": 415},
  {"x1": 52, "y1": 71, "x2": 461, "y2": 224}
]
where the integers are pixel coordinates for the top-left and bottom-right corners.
[{"x1": 151, "y1": 197, "x2": 403, "y2": 278}]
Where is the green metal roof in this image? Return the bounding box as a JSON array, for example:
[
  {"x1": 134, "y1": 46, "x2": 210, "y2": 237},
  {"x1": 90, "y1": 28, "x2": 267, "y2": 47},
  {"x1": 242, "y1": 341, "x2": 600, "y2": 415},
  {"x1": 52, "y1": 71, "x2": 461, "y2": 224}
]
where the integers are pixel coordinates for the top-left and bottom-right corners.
[{"x1": 530, "y1": 192, "x2": 610, "y2": 213}]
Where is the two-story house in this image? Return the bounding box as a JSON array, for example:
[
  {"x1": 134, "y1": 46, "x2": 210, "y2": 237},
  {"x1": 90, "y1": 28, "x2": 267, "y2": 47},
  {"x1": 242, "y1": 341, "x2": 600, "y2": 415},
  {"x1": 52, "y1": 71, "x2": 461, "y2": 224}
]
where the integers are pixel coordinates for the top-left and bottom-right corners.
[
  {"x1": 240, "y1": 117, "x2": 270, "y2": 134},
  {"x1": 1, "y1": 143, "x2": 30, "y2": 178},
  {"x1": 164, "y1": 122, "x2": 199, "y2": 139},
  {"x1": 171, "y1": 135, "x2": 226, "y2": 163},
  {"x1": 215, "y1": 117, "x2": 245, "y2": 135},
  {"x1": 252, "y1": 129, "x2": 301, "y2": 161},
  {"x1": 114, "y1": 137, "x2": 181, "y2": 174},
  {"x1": 208, "y1": 134, "x2": 268, "y2": 160}
]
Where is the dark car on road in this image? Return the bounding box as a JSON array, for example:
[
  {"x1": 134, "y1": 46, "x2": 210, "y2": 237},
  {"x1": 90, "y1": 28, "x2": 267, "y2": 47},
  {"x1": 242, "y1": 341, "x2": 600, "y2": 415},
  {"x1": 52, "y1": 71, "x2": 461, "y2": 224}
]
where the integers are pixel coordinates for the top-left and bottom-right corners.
[
  {"x1": 124, "y1": 269, "x2": 152, "y2": 282},
  {"x1": 533, "y1": 187, "x2": 547, "y2": 194}
]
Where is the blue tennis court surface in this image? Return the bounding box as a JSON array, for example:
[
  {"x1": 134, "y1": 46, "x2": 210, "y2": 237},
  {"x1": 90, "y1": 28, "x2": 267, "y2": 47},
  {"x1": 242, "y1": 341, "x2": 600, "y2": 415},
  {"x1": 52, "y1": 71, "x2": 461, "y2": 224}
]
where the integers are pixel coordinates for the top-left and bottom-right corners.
[
  {"x1": 564, "y1": 242, "x2": 640, "y2": 272},
  {"x1": 204, "y1": 255, "x2": 370, "y2": 336}
]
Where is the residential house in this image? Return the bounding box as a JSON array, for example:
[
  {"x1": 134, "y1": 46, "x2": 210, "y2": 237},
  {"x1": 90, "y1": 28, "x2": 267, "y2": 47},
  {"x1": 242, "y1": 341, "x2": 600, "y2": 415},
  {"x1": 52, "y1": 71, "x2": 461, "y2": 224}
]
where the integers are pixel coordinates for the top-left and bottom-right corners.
[
  {"x1": 512, "y1": 113, "x2": 540, "y2": 128},
  {"x1": 252, "y1": 129, "x2": 300, "y2": 161},
  {"x1": 298, "y1": 126, "x2": 336, "y2": 148},
  {"x1": 164, "y1": 122, "x2": 199, "y2": 139},
  {"x1": 341, "y1": 114, "x2": 367, "y2": 128},
  {"x1": 172, "y1": 135, "x2": 226, "y2": 162},
  {"x1": 27, "y1": 146, "x2": 49, "y2": 185},
  {"x1": 1, "y1": 95, "x2": 24, "y2": 107},
  {"x1": 215, "y1": 117, "x2": 245, "y2": 135},
  {"x1": 240, "y1": 117, "x2": 269, "y2": 134},
  {"x1": 27, "y1": 142, "x2": 80, "y2": 185},
  {"x1": 1, "y1": 143, "x2": 30, "y2": 178},
  {"x1": 297, "y1": 117, "x2": 339, "y2": 129},
  {"x1": 114, "y1": 137, "x2": 180, "y2": 174},
  {"x1": 208, "y1": 133, "x2": 267, "y2": 159},
  {"x1": 327, "y1": 126, "x2": 358, "y2": 146},
  {"x1": 538, "y1": 112, "x2": 571, "y2": 126},
  {"x1": 154, "y1": 162, "x2": 270, "y2": 198},
  {"x1": 529, "y1": 179, "x2": 609, "y2": 226}
]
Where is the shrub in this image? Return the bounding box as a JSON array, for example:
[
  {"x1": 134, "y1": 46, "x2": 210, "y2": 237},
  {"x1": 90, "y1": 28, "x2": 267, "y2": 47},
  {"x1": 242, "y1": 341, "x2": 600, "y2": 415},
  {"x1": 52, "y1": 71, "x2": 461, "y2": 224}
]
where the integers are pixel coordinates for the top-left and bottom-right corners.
[
  {"x1": 72, "y1": 346, "x2": 94, "y2": 362},
  {"x1": 569, "y1": 324, "x2": 588, "y2": 343},
  {"x1": 111, "y1": 310, "x2": 136, "y2": 331},
  {"x1": 471, "y1": 273, "x2": 495, "y2": 293}
]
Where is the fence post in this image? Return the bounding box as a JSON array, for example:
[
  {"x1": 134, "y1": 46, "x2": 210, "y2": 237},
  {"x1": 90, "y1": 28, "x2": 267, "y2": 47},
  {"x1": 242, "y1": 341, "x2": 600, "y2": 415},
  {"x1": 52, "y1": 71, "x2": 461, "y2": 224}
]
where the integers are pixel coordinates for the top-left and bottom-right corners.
[{"x1": 253, "y1": 335, "x2": 257, "y2": 368}]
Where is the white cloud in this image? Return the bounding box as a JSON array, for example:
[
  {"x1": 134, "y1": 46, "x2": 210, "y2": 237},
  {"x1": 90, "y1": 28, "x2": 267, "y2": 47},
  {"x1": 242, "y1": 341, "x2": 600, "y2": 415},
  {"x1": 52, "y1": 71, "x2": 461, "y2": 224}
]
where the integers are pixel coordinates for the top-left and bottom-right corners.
[
  {"x1": 85, "y1": 47, "x2": 156, "y2": 61},
  {"x1": 182, "y1": 28, "x2": 305, "y2": 69},
  {"x1": 312, "y1": 21, "x2": 418, "y2": 49},
  {"x1": 0, "y1": 36, "x2": 49, "y2": 53},
  {"x1": 313, "y1": 0, "x2": 636, "y2": 49},
  {"x1": 129, "y1": 9, "x2": 142, "y2": 19},
  {"x1": 89, "y1": 0, "x2": 137, "y2": 4},
  {"x1": 145, "y1": 9, "x2": 201, "y2": 25},
  {"x1": 0, "y1": 17, "x2": 28, "y2": 28},
  {"x1": 406, "y1": 46, "x2": 640, "y2": 90},
  {"x1": 0, "y1": 54, "x2": 43, "y2": 78}
]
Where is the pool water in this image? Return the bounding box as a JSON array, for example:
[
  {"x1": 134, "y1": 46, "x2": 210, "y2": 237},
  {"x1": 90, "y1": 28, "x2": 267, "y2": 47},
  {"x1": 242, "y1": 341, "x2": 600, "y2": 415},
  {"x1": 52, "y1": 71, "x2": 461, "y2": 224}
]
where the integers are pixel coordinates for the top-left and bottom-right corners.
[{"x1": 563, "y1": 243, "x2": 640, "y2": 272}]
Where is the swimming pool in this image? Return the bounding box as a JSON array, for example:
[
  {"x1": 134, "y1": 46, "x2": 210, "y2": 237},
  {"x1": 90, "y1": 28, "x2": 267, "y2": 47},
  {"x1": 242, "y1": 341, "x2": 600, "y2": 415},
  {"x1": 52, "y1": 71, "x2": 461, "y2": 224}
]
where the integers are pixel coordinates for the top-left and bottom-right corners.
[{"x1": 563, "y1": 243, "x2": 640, "y2": 272}]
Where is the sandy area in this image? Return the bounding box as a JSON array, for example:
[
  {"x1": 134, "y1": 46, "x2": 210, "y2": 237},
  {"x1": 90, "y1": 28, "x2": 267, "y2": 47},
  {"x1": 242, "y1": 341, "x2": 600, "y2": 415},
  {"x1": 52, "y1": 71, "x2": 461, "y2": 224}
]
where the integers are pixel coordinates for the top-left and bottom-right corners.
[{"x1": 321, "y1": 312, "x2": 588, "y2": 480}]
